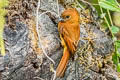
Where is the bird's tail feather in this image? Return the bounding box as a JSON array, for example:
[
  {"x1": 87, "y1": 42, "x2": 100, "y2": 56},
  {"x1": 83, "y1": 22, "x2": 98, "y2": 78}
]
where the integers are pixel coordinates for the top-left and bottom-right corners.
[{"x1": 56, "y1": 48, "x2": 70, "y2": 77}]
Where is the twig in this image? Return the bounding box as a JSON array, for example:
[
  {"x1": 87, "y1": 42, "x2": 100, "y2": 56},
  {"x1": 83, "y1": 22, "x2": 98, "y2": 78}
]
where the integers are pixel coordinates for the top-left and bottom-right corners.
[
  {"x1": 39, "y1": 11, "x2": 56, "y2": 18},
  {"x1": 52, "y1": 70, "x2": 56, "y2": 80},
  {"x1": 50, "y1": 64, "x2": 56, "y2": 80},
  {"x1": 57, "y1": 0, "x2": 60, "y2": 18},
  {"x1": 40, "y1": 5, "x2": 48, "y2": 9},
  {"x1": 107, "y1": 10, "x2": 113, "y2": 27},
  {"x1": 81, "y1": 0, "x2": 99, "y2": 6},
  {"x1": 36, "y1": 0, "x2": 55, "y2": 64},
  {"x1": 36, "y1": 0, "x2": 57, "y2": 80},
  {"x1": 34, "y1": 77, "x2": 44, "y2": 80},
  {"x1": 76, "y1": 0, "x2": 84, "y2": 10},
  {"x1": 115, "y1": 0, "x2": 120, "y2": 7},
  {"x1": 98, "y1": 0, "x2": 114, "y2": 37}
]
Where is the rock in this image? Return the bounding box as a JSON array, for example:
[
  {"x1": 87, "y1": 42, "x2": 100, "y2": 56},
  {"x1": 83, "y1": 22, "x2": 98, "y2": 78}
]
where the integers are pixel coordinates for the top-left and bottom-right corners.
[{"x1": 0, "y1": 0, "x2": 119, "y2": 80}]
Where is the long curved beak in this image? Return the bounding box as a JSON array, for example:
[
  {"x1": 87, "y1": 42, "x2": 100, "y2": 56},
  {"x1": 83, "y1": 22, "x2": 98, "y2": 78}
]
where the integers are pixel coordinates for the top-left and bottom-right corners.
[{"x1": 58, "y1": 17, "x2": 64, "y2": 22}]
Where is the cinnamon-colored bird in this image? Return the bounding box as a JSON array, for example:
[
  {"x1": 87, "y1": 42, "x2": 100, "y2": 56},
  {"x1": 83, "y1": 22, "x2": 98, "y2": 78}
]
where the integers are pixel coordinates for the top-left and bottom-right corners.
[{"x1": 56, "y1": 8, "x2": 80, "y2": 77}]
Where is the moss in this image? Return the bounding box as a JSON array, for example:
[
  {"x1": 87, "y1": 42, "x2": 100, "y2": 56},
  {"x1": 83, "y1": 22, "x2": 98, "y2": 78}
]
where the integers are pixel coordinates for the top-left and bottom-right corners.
[{"x1": 0, "y1": 0, "x2": 8, "y2": 56}]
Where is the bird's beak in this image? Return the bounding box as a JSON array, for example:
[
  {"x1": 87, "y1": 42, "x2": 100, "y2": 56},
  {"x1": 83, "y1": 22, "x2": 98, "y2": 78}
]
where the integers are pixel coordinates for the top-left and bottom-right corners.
[{"x1": 58, "y1": 17, "x2": 64, "y2": 22}]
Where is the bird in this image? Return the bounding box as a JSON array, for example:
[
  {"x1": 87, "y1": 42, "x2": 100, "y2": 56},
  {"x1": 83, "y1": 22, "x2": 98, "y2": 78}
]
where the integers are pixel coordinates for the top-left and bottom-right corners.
[{"x1": 56, "y1": 8, "x2": 80, "y2": 77}]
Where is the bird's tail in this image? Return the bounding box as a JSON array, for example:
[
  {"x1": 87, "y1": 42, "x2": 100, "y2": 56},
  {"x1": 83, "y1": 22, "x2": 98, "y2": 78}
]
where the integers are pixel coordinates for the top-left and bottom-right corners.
[{"x1": 56, "y1": 48, "x2": 70, "y2": 77}]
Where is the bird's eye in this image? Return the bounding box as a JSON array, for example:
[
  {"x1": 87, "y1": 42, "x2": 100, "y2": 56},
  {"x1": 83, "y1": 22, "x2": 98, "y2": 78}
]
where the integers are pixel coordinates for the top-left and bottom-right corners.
[{"x1": 66, "y1": 16, "x2": 70, "y2": 19}]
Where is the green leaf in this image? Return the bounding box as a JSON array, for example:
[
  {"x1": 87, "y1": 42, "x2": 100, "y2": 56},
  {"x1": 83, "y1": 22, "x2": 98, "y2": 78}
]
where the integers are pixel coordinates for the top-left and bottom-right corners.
[
  {"x1": 0, "y1": 0, "x2": 8, "y2": 56},
  {"x1": 106, "y1": 0, "x2": 117, "y2": 5},
  {"x1": 0, "y1": 9, "x2": 7, "y2": 16},
  {"x1": 116, "y1": 40, "x2": 120, "y2": 48},
  {"x1": 0, "y1": 0, "x2": 8, "y2": 7},
  {"x1": 117, "y1": 52, "x2": 120, "y2": 57},
  {"x1": 117, "y1": 63, "x2": 120, "y2": 72},
  {"x1": 112, "y1": 53, "x2": 118, "y2": 64},
  {"x1": 111, "y1": 26, "x2": 119, "y2": 34},
  {"x1": 99, "y1": 0, "x2": 120, "y2": 12}
]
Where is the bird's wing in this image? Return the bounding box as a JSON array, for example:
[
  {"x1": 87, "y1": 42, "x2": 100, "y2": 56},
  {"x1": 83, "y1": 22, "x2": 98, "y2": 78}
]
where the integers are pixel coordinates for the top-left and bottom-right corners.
[{"x1": 59, "y1": 26, "x2": 76, "y2": 54}]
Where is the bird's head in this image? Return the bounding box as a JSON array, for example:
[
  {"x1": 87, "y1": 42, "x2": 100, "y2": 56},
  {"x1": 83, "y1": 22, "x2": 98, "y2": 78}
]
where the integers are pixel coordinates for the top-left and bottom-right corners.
[{"x1": 59, "y1": 8, "x2": 80, "y2": 23}]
